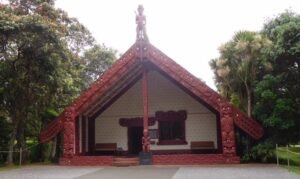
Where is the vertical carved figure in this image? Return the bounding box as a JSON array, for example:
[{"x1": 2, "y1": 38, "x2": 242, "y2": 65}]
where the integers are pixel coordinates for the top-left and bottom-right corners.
[
  {"x1": 63, "y1": 107, "x2": 75, "y2": 159},
  {"x1": 136, "y1": 5, "x2": 149, "y2": 42},
  {"x1": 220, "y1": 103, "x2": 236, "y2": 155},
  {"x1": 142, "y1": 67, "x2": 150, "y2": 152}
]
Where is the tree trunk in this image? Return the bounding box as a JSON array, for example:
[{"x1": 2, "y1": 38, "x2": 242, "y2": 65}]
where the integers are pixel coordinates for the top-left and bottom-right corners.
[
  {"x1": 51, "y1": 137, "x2": 57, "y2": 159},
  {"x1": 16, "y1": 118, "x2": 26, "y2": 163},
  {"x1": 245, "y1": 84, "x2": 252, "y2": 117},
  {"x1": 6, "y1": 126, "x2": 17, "y2": 165},
  {"x1": 245, "y1": 83, "x2": 251, "y2": 155},
  {"x1": 247, "y1": 92, "x2": 251, "y2": 117},
  {"x1": 17, "y1": 119, "x2": 26, "y2": 149}
]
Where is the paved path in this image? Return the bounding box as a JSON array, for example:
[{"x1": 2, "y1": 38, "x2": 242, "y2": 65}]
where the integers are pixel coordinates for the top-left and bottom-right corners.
[
  {"x1": 0, "y1": 165, "x2": 100, "y2": 179},
  {"x1": 76, "y1": 166, "x2": 178, "y2": 179},
  {"x1": 172, "y1": 164, "x2": 300, "y2": 179},
  {"x1": 0, "y1": 164, "x2": 299, "y2": 179}
]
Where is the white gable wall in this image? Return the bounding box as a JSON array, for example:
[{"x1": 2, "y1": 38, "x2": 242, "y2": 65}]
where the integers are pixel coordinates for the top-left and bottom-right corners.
[{"x1": 95, "y1": 70, "x2": 217, "y2": 150}]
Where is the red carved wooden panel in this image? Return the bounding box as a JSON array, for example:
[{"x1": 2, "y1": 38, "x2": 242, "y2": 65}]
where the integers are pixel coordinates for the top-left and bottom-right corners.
[
  {"x1": 220, "y1": 103, "x2": 236, "y2": 155},
  {"x1": 119, "y1": 117, "x2": 156, "y2": 127},
  {"x1": 63, "y1": 107, "x2": 75, "y2": 159},
  {"x1": 155, "y1": 110, "x2": 187, "y2": 122},
  {"x1": 40, "y1": 115, "x2": 63, "y2": 143},
  {"x1": 232, "y1": 107, "x2": 264, "y2": 140}
]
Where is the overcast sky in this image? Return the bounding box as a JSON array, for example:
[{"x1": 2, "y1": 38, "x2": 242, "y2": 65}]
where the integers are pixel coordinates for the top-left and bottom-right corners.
[{"x1": 55, "y1": 0, "x2": 300, "y2": 89}]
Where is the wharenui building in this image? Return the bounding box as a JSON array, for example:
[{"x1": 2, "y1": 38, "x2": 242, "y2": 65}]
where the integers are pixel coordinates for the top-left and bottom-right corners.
[{"x1": 40, "y1": 5, "x2": 263, "y2": 166}]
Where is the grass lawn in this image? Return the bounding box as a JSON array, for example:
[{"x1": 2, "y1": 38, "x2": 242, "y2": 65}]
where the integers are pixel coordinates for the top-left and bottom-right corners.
[
  {"x1": 284, "y1": 166, "x2": 300, "y2": 175},
  {"x1": 0, "y1": 165, "x2": 20, "y2": 171},
  {"x1": 0, "y1": 161, "x2": 52, "y2": 171},
  {"x1": 277, "y1": 146, "x2": 300, "y2": 175},
  {"x1": 277, "y1": 146, "x2": 300, "y2": 165}
]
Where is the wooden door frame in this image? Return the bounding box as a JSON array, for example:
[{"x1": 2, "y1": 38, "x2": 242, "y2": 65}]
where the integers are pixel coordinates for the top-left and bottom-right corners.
[{"x1": 127, "y1": 126, "x2": 143, "y2": 154}]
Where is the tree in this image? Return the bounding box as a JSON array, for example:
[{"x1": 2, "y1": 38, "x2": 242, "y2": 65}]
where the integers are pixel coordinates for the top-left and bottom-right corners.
[
  {"x1": 0, "y1": 1, "x2": 72, "y2": 164},
  {"x1": 0, "y1": 0, "x2": 116, "y2": 165},
  {"x1": 254, "y1": 11, "x2": 300, "y2": 145},
  {"x1": 81, "y1": 44, "x2": 117, "y2": 88},
  {"x1": 210, "y1": 31, "x2": 272, "y2": 160},
  {"x1": 210, "y1": 31, "x2": 272, "y2": 117}
]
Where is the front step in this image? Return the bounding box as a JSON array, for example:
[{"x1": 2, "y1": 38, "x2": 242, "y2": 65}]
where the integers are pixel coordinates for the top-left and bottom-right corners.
[{"x1": 112, "y1": 157, "x2": 139, "y2": 167}]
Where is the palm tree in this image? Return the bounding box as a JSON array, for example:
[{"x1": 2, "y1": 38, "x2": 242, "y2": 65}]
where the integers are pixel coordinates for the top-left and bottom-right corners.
[{"x1": 210, "y1": 31, "x2": 272, "y2": 117}]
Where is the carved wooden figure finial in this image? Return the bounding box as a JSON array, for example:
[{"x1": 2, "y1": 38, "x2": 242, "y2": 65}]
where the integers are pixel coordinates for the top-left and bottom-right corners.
[{"x1": 136, "y1": 5, "x2": 149, "y2": 42}]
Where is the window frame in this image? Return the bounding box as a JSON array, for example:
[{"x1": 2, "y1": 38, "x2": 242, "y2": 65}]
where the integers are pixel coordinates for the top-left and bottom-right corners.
[{"x1": 156, "y1": 110, "x2": 187, "y2": 145}]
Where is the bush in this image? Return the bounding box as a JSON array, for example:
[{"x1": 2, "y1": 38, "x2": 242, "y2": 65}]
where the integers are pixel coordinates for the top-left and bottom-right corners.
[{"x1": 248, "y1": 142, "x2": 275, "y2": 163}]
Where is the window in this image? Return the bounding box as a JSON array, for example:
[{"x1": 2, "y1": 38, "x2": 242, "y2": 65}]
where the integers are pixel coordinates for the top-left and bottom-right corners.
[{"x1": 156, "y1": 110, "x2": 187, "y2": 145}]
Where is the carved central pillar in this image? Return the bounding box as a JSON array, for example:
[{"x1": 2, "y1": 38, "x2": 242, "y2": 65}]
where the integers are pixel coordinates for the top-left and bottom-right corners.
[{"x1": 142, "y1": 67, "x2": 150, "y2": 152}]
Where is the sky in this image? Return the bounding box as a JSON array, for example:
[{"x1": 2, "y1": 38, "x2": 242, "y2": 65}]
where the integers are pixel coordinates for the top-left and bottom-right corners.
[{"x1": 55, "y1": 0, "x2": 300, "y2": 89}]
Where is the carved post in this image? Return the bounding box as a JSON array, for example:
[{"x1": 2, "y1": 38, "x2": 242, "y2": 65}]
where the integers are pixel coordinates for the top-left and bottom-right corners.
[
  {"x1": 142, "y1": 67, "x2": 150, "y2": 152},
  {"x1": 220, "y1": 103, "x2": 236, "y2": 156},
  {"x1": 63, "y1": 107, "x2": 76, "y2": 159}
]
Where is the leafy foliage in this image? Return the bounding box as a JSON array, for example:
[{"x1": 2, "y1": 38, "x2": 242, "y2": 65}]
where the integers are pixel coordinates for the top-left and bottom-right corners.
[
  {"x1": 0, "y1": 0, "x2": 116, "y2": 165},
  {"x1": 210, "y1": 31, "x2": 272, "y2": 116},
  {"x1": 211, "y1": 11, "x2": 300, "y2": 162},
  {"x1": 248, "y1": 141, "x2": 275, "y2": 163},
  {"x1": 254, "y1": 11, "x2": 300, "y2": 145},
  {"x1": 81, "y1": 44, "x2": 117, "y2": 88}
]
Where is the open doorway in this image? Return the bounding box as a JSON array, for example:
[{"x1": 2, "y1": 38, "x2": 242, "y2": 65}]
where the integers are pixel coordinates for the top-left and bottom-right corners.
[{"x1": 128, "y1": 127, "x2": 143, "y2": 155}]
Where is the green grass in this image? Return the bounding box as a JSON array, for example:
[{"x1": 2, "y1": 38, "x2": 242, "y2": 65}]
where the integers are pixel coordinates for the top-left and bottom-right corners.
[
  {"x1": 0, "y1": 162, "x2": 53, "y2": 172},
  {"x1": 277, "y1": 147, "x2": 300, "y2": 165},
  {"x1": 277, "y1": 146, "x2": 300, "y2": 175},
  {"x1": 283, "y1": 166, "x2": 300, "y2": 175},
  {"x1": 289, "y1": 146, "x2": 300, "y2": 153},
  {"x1": 0, "y1": 165, "x2": 20, "y2": 171}
]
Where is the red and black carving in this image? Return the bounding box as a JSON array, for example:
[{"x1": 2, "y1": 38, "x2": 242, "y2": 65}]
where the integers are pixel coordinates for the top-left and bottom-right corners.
[
  {"x1": 63, "y1": 107, "x2": 75, "y2": 159},
  {"x1": 219, "y1": 103, "x2": 236, "y2": 155},
  {"x1": 155, "y1": 110, "x2": 187, "y2": 122},
  {"x1": 119, "y1": 117, "x2": 156, "y2": 127}
]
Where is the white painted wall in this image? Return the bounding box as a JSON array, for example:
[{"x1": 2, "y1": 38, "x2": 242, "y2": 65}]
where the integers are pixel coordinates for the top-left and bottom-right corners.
[{"x1": 95, "y1": 71, "x2": 217, "y2": 151}]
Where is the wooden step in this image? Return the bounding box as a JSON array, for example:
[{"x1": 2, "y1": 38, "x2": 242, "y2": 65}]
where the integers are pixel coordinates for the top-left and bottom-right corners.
[
  {"x1": 113, "y1": 157, "x2": 139, "y2": 161},
  {"x1": 112, "y1": 157, "x2": 139, "y2": 167}
]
